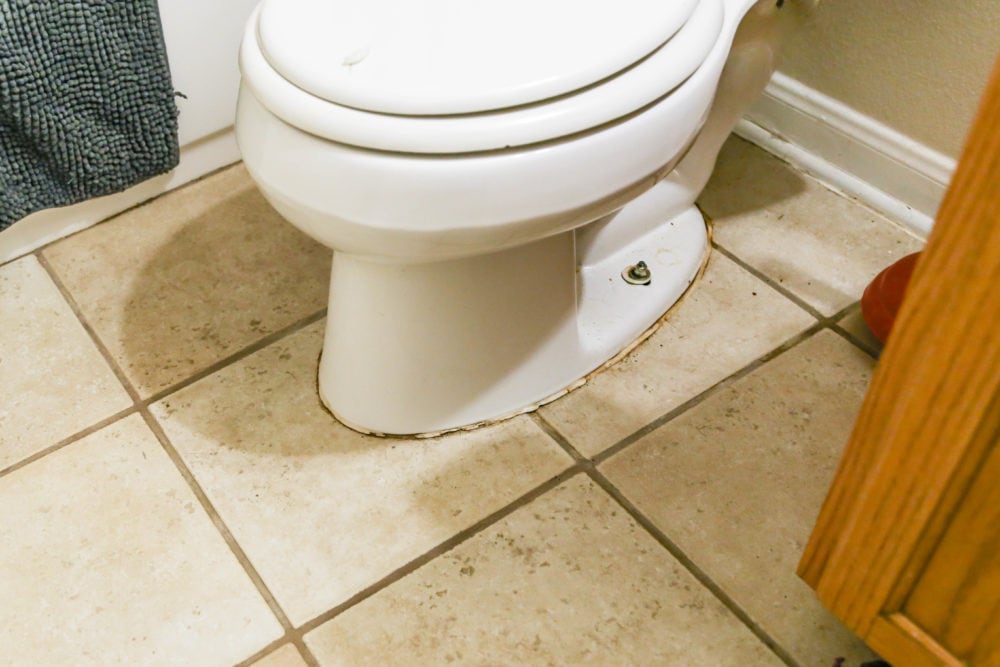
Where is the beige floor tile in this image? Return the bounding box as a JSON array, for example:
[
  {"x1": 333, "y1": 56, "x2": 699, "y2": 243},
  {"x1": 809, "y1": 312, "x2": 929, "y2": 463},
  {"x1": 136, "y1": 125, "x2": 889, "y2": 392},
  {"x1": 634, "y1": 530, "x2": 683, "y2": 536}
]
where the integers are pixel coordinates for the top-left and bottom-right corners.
[
  {"x1": 0, "y1": 256, "x2": 131, "y2": 470},
  {"x1": 601, "y1": 330, "x2": 879, "y2": 665},
  {"x1": 0, "y1": 414, "x2": 282, "y2": 665},
  {"x1": 838, "y1": 307, "x2": 884, "y2": 356},
  {"x1": 42, "y1": 165, "x2": 331, "y2": 397},
  {"x1": 151, "y1": 321, "x2": 573, "y2": 625},
  {"x1": 699, "y1": 137, "x2": 924, "y2": 315},
  {"x1": 251, "y1": 644, "x2": 309, "y2": 667},
  {"x1": 540, "y1": 252, "x2": 813, "y2": 457},
  {"x1": 305, "y1": 475, "x2": 782, "y2": 666}
]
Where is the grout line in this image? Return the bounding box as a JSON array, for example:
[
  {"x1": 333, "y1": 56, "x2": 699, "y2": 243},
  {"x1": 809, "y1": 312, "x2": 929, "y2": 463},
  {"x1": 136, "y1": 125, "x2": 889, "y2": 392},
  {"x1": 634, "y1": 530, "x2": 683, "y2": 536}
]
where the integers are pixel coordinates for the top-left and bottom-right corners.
[
  {"x1": 37, "y1": 248, "x2": 318, "y2": 656},
  {"x1": 291, "y1": 637, "x2": 322, "y2": 667},
  {"x1": 0, "y1": 406, "x2": 138, "y2": 479},
  {"x1": 825, "y1": 303, "x2": 883, "y2": 359},
  {"x1": 830, "y1": 323, "x2": 882, "y2": 360},
  {"x1": 531, "y1": 411, "x2": 801, "y2": 666},
  {"x1": 144, "y1": 307, "x2": 327, "y2": 405},
  {"x1": 36, "y1": 251, "x2": 146, "y2": 404},
  {"x1": 586, "y1": 467, "x2": 803, "y2": 667},
  {"x1": 529, "y1": 412, "x2": 587, "y2": 464},
  {"x1": 711, "y1": 241, "x2": 826, "y2": 321},
  {"x1": 232, "y1": 637, "x2": 293, "y2": 667},
  {"x1": 296, "y1": 464, "x2": 585, "y2": 636},
  {"x1": 139, "y1": 407, "x2": 301, "y2": 635},
  {"x1": 233, "y1": 636, "x2": 320, "y2": 667},
  {"x1": 592, "y1": 322, "x2": 824, "y2": 466}
]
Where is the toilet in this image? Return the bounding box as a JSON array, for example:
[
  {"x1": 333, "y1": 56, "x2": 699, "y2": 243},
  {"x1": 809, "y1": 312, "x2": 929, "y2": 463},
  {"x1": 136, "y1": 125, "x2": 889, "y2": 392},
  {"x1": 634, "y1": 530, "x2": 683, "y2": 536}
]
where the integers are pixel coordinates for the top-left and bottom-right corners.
[{"x1": 236, "y1": 0, "x2": 808, "y2": 436}]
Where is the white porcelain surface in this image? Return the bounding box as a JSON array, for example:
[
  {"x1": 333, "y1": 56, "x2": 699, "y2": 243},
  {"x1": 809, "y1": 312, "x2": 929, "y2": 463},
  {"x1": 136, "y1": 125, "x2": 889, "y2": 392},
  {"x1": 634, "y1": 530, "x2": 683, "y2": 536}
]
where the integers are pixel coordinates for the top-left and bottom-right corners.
[
  {"x1": 236, "y1": 0, "x2": 738, "y2": 262},
  {"x1": 234, "y1": 0, "x2": 795, "y2": 434},
  {"x1": 240, "y1": 0, "x2": 724, "y2": 153},
  {"x1": 256, "y1": 0, "x2": 698, "y2": 114},
  {"x1": 321, "y1": 207, "x2": 708, "y2": 435}
]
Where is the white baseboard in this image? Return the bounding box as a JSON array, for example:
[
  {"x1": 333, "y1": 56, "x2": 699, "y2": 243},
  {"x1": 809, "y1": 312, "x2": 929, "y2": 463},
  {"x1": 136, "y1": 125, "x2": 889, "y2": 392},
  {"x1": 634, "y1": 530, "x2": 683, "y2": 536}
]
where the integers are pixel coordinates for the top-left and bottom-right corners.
[
  {"x1": 736, "y1": 72, "x2": 956, "y2": 238},
  {"x1": 0, "y1": 128, "x2": 241, "y2": 264}
]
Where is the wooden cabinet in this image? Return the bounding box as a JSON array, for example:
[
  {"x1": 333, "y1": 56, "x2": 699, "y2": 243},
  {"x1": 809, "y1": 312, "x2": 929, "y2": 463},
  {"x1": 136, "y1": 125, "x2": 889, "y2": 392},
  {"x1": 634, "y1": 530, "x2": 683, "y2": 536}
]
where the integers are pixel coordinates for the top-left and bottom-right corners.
[{"x1": 798, "y1": 58, "x2": 1000, "y2": 666}]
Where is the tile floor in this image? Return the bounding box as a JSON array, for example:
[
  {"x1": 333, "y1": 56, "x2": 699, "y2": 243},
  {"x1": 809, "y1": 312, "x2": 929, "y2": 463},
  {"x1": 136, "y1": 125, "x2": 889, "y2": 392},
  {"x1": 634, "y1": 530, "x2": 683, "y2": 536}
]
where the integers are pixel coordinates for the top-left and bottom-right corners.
[{"x1": 0, "y1": 137, "x2": 923, "y2": 666}]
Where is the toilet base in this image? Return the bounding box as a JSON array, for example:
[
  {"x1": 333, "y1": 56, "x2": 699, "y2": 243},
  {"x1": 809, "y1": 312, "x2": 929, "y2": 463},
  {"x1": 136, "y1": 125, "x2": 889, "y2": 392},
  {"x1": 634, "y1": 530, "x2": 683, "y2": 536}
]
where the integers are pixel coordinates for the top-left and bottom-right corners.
[{"x1": 316, "y1": 198, "x2": 709, "y2": 437}]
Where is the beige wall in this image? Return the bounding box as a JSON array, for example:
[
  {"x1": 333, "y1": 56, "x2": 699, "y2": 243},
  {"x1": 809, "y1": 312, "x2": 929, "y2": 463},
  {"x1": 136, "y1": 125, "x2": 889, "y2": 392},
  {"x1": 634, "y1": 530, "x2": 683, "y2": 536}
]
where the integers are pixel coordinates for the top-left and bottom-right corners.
[{"x1": 779, "y1": 1, "x2": 1000, "y2": 159}]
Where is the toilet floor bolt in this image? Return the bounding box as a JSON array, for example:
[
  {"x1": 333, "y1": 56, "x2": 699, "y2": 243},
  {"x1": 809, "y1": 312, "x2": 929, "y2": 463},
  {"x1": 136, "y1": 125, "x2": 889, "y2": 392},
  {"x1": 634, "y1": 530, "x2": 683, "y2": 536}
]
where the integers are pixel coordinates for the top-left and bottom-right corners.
[{"x1": 622, "y1": 260, "x2": 652, "y2": 285}]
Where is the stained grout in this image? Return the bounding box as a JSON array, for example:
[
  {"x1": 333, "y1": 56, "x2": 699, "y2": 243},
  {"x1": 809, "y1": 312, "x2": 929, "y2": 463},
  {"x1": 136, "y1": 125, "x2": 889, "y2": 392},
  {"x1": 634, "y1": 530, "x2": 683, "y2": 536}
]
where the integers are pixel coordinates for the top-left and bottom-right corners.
[
  {"x1": 829, "y1": 316, "x2": 883, "y2": 359},
  {"x1": 711, "y1": 241, "x2": 827, "y2": 321},
  {"x1": 32, "y1": 244, "x2": 326, "y2": 667},
  {"x1": 594, "y1": 321, "x2": 823, "y2": 466},
  {"x1": 586, "y1": 467, "x2": 803, "y2": 667},
  {"x1": 712, "y1": 239, "x2": 885, "y2": 362},
  {"x1": 139, "y1": 408, "x2": 298, "y2": 629},
  {"x1": 144, "y1": 308, "x2": 327, "y2": 405},
  {"x1": 534, "y1": 409, "x2": 803, "y2": 667},
  {"x1": 0, "y1": 406, "x2": 138, "y2": 479},
  {"x1": 296, "y1": 464, "x2": 583, "y2": 635},
  {"x1": 235, "y1": 639, "x2": 318, "y2": 667},
  {"x1": 35, "y1": 251, "x2": 146, "y2": 405}
]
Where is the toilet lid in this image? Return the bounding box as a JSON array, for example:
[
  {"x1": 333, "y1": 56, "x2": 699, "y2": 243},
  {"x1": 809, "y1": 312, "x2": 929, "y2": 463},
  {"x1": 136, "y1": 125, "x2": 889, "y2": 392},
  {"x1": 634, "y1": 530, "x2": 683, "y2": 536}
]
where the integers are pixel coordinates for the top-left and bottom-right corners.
[{"x1": 256, "y1": 0, "x2": 701, "y2": 115}]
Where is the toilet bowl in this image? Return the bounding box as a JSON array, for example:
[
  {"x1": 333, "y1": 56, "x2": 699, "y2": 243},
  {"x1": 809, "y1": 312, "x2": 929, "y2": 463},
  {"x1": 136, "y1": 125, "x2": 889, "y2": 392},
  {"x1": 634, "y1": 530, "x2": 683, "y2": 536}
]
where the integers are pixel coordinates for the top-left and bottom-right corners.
[{"x1": 236, "y1": 0, "x2": 808, "y2": 435}]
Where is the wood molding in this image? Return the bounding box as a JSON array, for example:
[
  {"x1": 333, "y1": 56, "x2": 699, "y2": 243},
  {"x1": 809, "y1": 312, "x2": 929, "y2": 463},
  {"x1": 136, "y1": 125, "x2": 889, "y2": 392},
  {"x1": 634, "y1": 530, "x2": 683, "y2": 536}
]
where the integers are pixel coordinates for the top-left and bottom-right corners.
[
  {"x1": 867, "y1": 615, "x2": 962, "y2": 667},
  {"x1": 798, "y1": 54, "x2": 1000, "y2": 639}
]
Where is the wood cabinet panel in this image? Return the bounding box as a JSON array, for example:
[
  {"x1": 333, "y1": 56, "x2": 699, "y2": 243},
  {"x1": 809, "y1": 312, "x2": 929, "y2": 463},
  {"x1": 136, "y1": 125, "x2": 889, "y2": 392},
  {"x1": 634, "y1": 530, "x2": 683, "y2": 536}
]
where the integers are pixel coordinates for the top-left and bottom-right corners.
[
  {"x1": 905, "y1": 432, "x2": 1000, "y2": 664},
  {"x1": 798, "y1": 55, "x2": 1000, "y2": 666}
]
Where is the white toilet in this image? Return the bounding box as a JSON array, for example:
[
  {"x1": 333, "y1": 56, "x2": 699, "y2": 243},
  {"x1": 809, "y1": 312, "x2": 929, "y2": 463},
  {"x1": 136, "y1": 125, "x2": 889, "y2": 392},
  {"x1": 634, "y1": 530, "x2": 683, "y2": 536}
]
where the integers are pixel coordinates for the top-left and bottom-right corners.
[{"x1": 236, "y1": 0, "x2": 809, "y2": 436}]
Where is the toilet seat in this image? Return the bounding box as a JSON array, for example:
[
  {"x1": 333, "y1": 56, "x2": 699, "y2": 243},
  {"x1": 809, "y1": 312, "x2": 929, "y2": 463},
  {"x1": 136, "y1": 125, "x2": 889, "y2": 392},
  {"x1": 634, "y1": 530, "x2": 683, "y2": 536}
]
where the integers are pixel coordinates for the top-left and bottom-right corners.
[
  {"x1": 257, "y1": 0, "x2": 700, "y2": 115},
  {"x1": 240, "y1": 0, "x2": 723, "y2": 153}
]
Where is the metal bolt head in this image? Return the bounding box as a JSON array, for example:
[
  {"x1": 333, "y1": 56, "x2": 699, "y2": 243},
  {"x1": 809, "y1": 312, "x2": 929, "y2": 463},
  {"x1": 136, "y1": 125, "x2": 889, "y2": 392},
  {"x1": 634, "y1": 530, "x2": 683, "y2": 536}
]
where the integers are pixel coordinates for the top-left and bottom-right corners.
[{"x1": 622, "y1": 260, "x2": 652, "y2": 285}]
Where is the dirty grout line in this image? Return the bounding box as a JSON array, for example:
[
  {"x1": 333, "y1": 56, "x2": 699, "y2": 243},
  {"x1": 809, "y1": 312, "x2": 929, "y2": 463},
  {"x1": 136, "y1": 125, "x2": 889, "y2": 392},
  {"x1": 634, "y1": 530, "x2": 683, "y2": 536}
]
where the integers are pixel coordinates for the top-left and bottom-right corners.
[
  {"x1": 587, "y1": 467, "x2": 803, "y2": 667},
  {"x1": 36, "y1": 251, "x2": 145, "y2": 405},
  {"x1": 592, "y1": 323, "x2": 823, "y2": 466},
  {"x1": 234, "y1": 638, "x2": 320, "y2": 667},
  {"x1": 139, "y1": 407, "x2": 307, "y2": 642},
  {"x1": 531, "y1": 410, "x2": 801, "y2": 667},
  {"x1": 529, "y1": 412, "x2": 587, "y2": 464},
  {"x1": 711, "y1": 241, "x2": 827, "y2": 321},
  {"x1": 144, "y1": 307, "x2": 327, "y2": 405},
  {"x1": 585, "y1": 297, "x2": 863, "y2": 466},
  {"x1": 0, "y1": 406, "x2": 138, "y2": 479},
  {"x1": 37, "y1": 248, "x2": 319, "y2": 659},
  {"x1": 829, "y1": 322, "x2": 882, "y2": 360},
  {"x1": 295, "y1": 464, "x2": 584, "y2": 636}
]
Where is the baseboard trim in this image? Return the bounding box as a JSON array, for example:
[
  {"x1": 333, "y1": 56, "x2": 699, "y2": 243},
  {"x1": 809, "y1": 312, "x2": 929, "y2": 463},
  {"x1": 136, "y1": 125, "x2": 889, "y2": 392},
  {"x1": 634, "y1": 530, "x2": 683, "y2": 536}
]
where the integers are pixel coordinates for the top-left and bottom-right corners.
[
  {"x1": 737, "y1": 72, "x2": 956, "y2": 238},
  {"x1": 0, "y1": 128, "x2": 241, "y2": 264}
]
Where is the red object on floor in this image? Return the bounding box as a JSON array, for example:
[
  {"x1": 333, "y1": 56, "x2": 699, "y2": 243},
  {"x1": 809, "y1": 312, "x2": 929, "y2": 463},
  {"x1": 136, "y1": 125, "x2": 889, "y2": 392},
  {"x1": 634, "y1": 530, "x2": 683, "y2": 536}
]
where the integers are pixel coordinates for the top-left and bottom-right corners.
[{"x1": 861, "y1": 252, "x2": 922, "y2": 344}]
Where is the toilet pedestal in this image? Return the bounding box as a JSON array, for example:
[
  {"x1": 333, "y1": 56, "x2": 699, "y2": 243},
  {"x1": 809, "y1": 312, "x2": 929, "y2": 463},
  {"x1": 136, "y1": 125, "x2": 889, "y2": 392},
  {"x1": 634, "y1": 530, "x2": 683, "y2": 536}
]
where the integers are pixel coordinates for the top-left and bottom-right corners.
[{"x1": 318, "y1": 189, "x2": 708, "y2": 436}]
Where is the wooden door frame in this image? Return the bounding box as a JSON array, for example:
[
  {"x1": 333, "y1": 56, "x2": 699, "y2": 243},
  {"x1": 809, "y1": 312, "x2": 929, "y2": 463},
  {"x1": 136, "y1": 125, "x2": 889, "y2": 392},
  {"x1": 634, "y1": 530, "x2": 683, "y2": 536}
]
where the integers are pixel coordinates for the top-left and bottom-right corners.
[{"x1": 798, "y1": 56, "x2": 1000, "y2": 664}]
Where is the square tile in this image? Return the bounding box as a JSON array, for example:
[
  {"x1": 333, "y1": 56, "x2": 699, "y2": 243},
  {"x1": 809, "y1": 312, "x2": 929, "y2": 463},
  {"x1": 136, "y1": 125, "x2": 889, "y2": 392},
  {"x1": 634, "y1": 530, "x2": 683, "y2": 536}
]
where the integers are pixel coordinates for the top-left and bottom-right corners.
[
  {"x1": 601, "y1": 330, "x2": 879, "y2": 665},
  {"x1": 0, "y1": 256, "x2": 131, "y2": 470},
  {"x1": 540, "y1": 252, "x2": 813, "y2": 456},
  {"x1": 305, "y1": 475, "x2": 783, "y2": 666},
  {"x1": 151, "y1": 321, "x2": 573, "y2": 625},
  {"x1": 699, "y1": 137, "x2": 924, "y2": 315},
  {"x1": 42, "y1": 165, "x2": 331, "y2": 397},
  {"x1": 0, "y1": 414, "x2": 282, "y2": 665}
]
